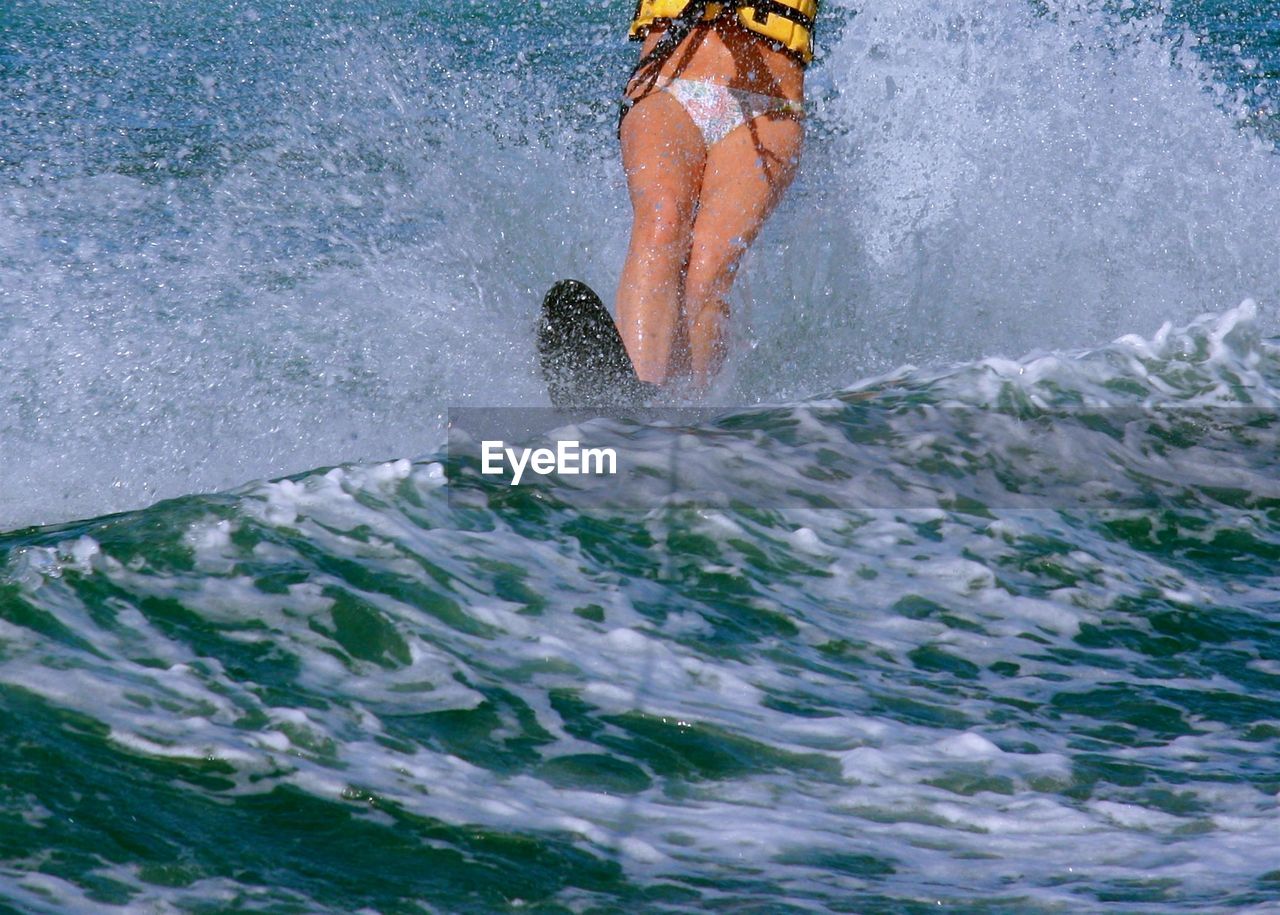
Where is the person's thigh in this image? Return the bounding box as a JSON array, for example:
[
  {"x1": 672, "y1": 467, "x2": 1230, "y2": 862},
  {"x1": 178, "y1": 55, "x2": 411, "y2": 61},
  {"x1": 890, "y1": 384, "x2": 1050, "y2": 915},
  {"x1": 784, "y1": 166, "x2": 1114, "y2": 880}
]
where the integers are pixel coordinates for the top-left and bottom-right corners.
[
  {"x1": 615, "y1": 91, "x2": 708, "y2": 382},
  {"x1": 619, "y1": 91, "x2": 707, "y2": 234},
  {"x1": 686, "y1": 113, "x2": 803, "y2": 290}
]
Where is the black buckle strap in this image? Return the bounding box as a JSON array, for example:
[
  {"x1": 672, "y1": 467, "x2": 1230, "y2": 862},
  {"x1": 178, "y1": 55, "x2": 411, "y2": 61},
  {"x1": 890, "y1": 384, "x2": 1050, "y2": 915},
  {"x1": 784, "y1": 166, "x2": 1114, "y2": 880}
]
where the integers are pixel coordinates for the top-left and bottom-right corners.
[{"x1": 744, "y1": 0, "x2": 813, "y2": 29}]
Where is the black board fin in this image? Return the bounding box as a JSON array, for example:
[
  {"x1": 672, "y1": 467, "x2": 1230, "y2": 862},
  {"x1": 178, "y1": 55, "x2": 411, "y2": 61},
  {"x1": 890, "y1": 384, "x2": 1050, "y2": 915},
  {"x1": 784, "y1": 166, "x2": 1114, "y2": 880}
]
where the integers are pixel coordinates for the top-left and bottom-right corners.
[{"x1": 537, "y1": 279, "x2": 657, "y2": 410}]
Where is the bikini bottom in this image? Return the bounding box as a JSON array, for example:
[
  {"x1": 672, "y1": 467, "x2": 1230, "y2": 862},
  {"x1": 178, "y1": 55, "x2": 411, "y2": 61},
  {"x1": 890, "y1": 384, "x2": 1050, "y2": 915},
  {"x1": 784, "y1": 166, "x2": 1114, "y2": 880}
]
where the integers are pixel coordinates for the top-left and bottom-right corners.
[{"x1": 626, "y1": 76, "x2": 803, "y2": 148}]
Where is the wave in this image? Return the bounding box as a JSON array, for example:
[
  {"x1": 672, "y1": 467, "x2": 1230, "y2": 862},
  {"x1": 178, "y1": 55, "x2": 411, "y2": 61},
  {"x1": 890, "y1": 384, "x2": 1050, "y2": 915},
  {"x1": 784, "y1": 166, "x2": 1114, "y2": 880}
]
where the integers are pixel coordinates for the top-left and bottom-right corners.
[{"x1": 1, "y1": 305, "x2": 1278, "y2": 909}]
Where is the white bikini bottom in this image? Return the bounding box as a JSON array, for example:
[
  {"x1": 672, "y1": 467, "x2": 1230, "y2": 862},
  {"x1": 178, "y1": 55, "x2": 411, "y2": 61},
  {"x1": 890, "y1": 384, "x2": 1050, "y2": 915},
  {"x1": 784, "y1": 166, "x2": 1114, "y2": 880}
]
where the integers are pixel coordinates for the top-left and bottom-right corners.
[{"x1": 648, "y1": 77, "x2": 804, "y2": 148}]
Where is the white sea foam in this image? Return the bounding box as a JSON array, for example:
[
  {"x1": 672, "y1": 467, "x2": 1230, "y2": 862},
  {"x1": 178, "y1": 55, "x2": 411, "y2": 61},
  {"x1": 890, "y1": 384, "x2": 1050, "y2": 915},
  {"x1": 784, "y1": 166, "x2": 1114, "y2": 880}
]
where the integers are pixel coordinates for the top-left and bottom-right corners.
[{"x1": 5, "y1": 447, "x2": 1275, "y2": 908}]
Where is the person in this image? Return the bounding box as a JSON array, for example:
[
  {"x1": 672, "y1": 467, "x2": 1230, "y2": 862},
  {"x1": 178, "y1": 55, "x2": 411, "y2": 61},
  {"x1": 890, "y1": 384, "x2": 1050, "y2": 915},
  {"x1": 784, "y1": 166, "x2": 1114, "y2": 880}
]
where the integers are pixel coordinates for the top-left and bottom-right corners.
[{"x1": 613, "y1": 0, "x2": 817, "y2": 392}]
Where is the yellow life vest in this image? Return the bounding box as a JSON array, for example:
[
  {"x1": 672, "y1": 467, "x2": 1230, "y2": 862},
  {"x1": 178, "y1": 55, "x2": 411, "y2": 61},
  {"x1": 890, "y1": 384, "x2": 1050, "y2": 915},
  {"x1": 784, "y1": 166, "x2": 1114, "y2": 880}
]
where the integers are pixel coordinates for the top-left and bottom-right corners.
[{"x1": 629, "y1": 0, "x2": 818, "y2": 65}]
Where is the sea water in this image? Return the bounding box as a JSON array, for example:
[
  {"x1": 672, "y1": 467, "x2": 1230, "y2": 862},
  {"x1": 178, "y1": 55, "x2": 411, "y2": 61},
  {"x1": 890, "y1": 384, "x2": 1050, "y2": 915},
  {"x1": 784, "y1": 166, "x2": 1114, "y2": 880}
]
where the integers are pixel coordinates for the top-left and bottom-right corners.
[{"x1": 2, "y1": 0, "x2": 1279, "y2": 911}]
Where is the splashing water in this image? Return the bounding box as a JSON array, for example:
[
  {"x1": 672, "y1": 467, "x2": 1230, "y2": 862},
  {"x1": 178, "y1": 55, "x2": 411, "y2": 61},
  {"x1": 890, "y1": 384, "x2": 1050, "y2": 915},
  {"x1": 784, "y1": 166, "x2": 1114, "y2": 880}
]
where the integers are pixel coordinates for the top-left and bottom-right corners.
[{"x1": 1, "y1": 0, "x2": 1278, "y2": 529}]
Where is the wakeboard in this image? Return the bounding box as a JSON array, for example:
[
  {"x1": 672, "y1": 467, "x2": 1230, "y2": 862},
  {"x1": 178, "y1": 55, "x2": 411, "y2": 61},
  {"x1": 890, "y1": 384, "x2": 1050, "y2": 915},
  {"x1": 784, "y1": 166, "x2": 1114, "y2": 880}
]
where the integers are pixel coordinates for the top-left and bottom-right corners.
[{"x1": 537, "y1": 279, "x2": 655, "y2": 409}]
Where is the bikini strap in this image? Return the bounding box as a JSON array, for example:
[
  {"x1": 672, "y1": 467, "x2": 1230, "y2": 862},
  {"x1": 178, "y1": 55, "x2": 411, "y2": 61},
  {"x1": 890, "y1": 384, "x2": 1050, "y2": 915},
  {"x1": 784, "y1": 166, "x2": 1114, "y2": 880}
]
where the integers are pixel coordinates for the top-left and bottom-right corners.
[{"x1": 618, "y1": 0, "x2": 716, "y2": 137}]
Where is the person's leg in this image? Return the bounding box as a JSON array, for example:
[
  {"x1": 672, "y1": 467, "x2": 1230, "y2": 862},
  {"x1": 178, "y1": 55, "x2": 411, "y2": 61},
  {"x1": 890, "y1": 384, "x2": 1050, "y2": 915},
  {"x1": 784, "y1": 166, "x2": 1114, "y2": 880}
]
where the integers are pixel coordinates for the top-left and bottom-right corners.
[
  {"x1": 615, "y1": 91, "x2": 706, "y2": 385},
  {"x1": 683, "y1": 113, "x2": 803, "y2": 385}
]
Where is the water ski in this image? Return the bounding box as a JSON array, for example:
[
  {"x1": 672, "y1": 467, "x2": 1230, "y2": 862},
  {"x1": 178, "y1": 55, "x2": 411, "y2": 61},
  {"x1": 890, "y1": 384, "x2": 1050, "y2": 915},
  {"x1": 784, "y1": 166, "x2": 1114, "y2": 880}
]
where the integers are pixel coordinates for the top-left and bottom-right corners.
[{"x1": 537, "y1": 279, "x2": 655, "y2": 409}]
